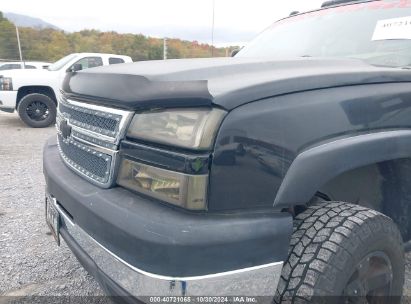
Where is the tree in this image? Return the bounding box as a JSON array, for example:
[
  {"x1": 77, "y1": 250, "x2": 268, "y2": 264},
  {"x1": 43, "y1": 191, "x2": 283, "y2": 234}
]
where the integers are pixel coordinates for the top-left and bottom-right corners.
[
  {"x1": 0, "y1": 11, "x2": 19, "y2": 59},
  {"x1": 0, "y1": 11, "x2": 238, "y2": 62}
]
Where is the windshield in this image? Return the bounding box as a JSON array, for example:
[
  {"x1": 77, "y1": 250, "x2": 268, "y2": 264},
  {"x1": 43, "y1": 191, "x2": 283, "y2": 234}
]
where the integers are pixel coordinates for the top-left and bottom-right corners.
[
  {"x1": 47, "y1": 54, "x2": 77, "y2": 71},
  {"x1": 237, "y1": 0, "x2": 411, "y2": 67}
]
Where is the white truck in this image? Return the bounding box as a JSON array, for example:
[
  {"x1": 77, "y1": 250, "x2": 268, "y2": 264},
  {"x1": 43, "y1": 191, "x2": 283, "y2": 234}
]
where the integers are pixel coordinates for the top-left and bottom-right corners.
[
  {"x1": 0, "y1": 53, "x2": 132, "y2": 127},
  {"x1": 0, "y1": 61, "x2": 51, "y2": 71}
]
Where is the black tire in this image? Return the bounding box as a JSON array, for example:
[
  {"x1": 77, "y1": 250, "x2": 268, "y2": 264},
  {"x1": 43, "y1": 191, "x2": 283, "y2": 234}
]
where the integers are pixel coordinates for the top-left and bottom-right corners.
[
  {"x1": 17, "y1": 93, "x2": 56, "y2": 128},
  {"x1": 275, "y1": 202, "x2": 404, "y2": 304}
]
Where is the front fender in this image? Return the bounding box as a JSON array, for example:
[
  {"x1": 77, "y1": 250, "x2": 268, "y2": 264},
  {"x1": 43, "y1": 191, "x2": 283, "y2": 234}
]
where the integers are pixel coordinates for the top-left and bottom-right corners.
[
  {"x1": 209, "y1": 83, "x2": 411, "y2": 211},
  {"x1": 274, "y1": 130, "x2": 411, "y2": 208}
]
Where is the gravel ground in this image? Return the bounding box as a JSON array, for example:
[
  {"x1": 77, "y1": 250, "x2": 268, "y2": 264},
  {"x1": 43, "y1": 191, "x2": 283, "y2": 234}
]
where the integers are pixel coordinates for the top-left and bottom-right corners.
[
  {"x1": 0, "y1": 112, "x2": 410, "y2": 299},
  {"x1": 0, "y1": 112, "x2": 104, "y2": 297}
]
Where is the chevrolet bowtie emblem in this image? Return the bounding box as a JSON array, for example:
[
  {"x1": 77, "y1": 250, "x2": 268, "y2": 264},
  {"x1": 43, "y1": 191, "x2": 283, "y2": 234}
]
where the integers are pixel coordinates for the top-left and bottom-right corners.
[{"x1": 60, "y1": 119, "x2": 72, "y2": 139}]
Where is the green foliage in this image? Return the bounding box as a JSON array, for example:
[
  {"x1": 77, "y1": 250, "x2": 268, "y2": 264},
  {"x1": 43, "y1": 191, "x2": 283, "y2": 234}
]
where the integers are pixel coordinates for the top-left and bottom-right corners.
[
  {"x1": 0, "y1": 13, "x2": 19, "y2": 59},
  {"x1": 0, "y1": 12, "x2": 238, "y2": 62}
]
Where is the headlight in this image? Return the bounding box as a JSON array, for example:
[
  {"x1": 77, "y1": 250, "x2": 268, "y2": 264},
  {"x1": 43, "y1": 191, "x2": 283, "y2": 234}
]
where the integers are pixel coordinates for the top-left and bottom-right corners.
[
  {"x1": 117, "y1": 159, "x2": 208, "y2": 210},
  {"x1": 0, "y1": 77, "x2": 13, "y2": 91},
  {"x1": 127, "y1": 108, "x2": 226, "y2": 150}
]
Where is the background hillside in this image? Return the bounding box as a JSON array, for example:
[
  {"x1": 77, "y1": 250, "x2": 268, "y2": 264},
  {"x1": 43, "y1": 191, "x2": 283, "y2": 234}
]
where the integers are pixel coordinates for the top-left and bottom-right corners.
[
  {"x1": 4, "y1": 12, "x2": 61, "y2": 30},
  {"x1": 0, "y1": 12, "x2": 236, "y2": 62}
]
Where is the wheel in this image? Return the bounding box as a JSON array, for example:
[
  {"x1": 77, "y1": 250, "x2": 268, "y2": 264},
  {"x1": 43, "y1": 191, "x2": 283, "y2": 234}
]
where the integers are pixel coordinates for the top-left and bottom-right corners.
[
  {"x1": 17, "y1": 93, "x2": 56, "y2": 128},
  {"x1": 275, "y1": 202, "x2": 404, "y2": 304}
]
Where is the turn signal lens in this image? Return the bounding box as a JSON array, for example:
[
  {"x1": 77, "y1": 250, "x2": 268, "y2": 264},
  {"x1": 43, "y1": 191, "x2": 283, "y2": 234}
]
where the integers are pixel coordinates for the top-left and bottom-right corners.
[
  {"x1": 0, "y1": 77, "x2": 13, "y2": 91},
  {"x1": 117, "y1": 159, "x2": 208, "y2": 210}
]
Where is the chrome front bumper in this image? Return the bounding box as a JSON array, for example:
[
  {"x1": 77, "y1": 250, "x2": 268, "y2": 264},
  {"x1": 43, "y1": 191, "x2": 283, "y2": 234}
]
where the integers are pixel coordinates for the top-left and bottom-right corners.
[{"x1": 51, "y1": 197, "x2": 283, "y2": 299}]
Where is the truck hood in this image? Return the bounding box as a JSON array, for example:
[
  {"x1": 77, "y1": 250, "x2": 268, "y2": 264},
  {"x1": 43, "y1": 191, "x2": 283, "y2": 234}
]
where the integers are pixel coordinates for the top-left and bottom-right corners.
[{"x1": 63, "y1": 57, "x2": 411, "y2": 110}]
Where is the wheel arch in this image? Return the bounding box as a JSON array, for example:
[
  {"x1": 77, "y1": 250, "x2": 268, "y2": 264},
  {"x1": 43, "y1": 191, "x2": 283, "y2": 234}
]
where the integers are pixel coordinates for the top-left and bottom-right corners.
[
  {"x1": 317, "y1": 159, "x2": 411, "y2": 241},
  {"x1": 16, "y1": 86, "x2": 57, "y2": 108},
  {"x1": 273, "y1": 130, "x2": 411, "y2": 241}
]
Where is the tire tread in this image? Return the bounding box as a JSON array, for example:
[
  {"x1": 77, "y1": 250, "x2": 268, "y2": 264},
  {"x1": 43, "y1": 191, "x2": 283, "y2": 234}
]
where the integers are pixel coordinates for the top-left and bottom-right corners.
[
  {"x1": 17, "y1": 93, "x2": 56, "y2": 128},
  {"x1": 274, "y1": 202, "x2": 404, "y2": 303}
]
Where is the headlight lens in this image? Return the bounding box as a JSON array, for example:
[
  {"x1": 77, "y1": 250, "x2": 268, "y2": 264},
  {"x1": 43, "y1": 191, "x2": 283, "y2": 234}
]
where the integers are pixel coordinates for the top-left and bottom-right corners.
[
  {"x1": 117, "y1": 159, "x2": 208, "y2": 210},
  {"x1": 127, "y1": 108, "x2": 226, "y2": 150},
  {"x1": 0, "y1": 77, "x2": 13, "y2": 91}
]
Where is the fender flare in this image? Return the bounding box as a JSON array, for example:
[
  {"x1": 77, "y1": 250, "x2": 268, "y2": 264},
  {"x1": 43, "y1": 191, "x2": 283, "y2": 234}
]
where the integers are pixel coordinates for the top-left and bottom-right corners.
[
  {"x1": 16, "y1": 85, "x2": 57, "y2": 108},
  {"x1": 273, "y1": 130, "x2": 411, "y2": 208}
]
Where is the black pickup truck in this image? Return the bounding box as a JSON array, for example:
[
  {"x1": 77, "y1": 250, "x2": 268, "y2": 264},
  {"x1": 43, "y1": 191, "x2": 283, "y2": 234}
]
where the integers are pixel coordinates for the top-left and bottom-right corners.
[{"x1": 44, "y1": 0, "x2": 411, "y2": 302}]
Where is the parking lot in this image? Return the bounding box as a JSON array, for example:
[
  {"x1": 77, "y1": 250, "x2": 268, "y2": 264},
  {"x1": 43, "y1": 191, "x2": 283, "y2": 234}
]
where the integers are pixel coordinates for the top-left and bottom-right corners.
[
  {"x1": 1, "y1": 111, "x2": 411, "y2": 298},
  {"x1": 0, "y1": 112, "x2": 103, "y2": 297}
]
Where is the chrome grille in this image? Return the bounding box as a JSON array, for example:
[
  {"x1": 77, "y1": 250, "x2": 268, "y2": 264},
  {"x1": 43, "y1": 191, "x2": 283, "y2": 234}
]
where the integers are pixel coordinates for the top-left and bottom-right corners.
[
  {"x1": 58, "y1": 135, "x2": 112, "y2": 183},
  {"x1": 59, "y1": 102, "x2": 119, "y2": 131},
  {"x1": 59, "y1": 101, "x2": 121, "y2": 136},
  {"x1": 57, "y1": 98, "x2": 133, "y2": 187}
]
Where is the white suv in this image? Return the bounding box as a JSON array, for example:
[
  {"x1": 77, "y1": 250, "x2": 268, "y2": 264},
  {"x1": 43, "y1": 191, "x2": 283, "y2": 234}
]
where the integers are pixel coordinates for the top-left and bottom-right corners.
[{"x1": 0, "y1": 53, "x2": 132, "y2": 127}]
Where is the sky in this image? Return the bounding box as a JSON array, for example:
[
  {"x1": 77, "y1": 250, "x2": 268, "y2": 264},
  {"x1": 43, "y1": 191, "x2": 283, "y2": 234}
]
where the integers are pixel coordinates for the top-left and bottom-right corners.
[{"x1": 2, "y1": 0, "x2": 325, "y2": 46}]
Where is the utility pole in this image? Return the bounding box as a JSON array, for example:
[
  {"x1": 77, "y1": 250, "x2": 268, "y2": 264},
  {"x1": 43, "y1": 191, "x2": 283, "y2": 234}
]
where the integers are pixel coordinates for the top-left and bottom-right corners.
[
  {"x1": 163, "y1": 38, "x2": 167, "y2": 60},
  {"x1": 15, "y1": 26, "x2": 25, "y2": 69},
  {"x1": 211, "y1": 0, "x2": 215, "y2": 57}
]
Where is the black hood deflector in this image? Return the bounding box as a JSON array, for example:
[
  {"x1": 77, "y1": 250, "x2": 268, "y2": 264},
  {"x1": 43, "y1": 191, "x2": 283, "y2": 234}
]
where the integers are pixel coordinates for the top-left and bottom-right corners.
[
  {"x1": 63, "y1": 73, "x2": 213, "y2": 110},
  {"x1": 62, "y1": 57, "x2": 411, "y2": 111}
]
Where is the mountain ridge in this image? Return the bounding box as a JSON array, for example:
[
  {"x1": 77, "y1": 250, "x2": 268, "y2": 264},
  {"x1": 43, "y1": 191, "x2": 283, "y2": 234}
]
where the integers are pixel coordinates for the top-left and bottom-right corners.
[{"x1": 4, "y1": 12, "x2": 60, "y2": 30}]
